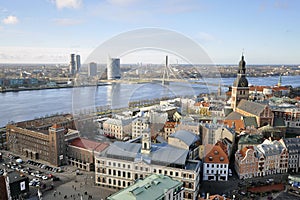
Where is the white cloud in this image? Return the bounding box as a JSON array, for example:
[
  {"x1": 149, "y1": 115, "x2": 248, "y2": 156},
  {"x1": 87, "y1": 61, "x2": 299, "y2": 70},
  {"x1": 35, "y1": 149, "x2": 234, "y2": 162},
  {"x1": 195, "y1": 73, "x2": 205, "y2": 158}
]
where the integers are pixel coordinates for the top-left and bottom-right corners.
[
  {"x1": 2, "y1": 15, "x2": 19, "y2": 25},
  {"x1": 53, "y1": 0, "x2": 82, "y2": 9},
  {"x1": 53, "y1": 18, "x2": 83, "y2": 26}
]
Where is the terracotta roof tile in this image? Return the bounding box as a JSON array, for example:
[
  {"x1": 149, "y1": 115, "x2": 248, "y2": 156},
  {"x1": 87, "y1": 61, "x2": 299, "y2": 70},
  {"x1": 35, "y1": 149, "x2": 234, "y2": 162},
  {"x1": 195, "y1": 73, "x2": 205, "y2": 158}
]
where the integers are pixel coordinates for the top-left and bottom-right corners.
[
  {"x1": 69, "y1": 137, "x2": 109, "y2": 152},
  {"x1": 164, "y1": 121, "x2": 178, "y2": 129},
  {"x1": 240, "y1": 146, "x2": 254, "y2": 157},
  {"x1": 204, "y1": 144, "x2": 229, "y2": 164}
]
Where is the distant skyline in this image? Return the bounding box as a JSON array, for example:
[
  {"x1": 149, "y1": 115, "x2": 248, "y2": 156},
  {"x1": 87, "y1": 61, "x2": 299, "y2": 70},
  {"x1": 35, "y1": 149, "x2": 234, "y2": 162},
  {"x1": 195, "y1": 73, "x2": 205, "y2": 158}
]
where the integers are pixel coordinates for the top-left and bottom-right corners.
[{"x1": 0, "y1": 0, "x2": 299, "y2": 64}]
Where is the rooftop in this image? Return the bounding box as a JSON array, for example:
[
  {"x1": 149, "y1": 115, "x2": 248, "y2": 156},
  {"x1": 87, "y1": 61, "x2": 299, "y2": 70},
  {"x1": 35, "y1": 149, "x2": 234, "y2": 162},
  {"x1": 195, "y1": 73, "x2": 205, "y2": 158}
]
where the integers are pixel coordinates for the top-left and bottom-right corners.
[
  {"x1": 237, "y1": 99, "x2": 267, "y2": 116},
  {"x1": 7, "y1": 171, "x2": 28, "y2": 183},
  {"x1": 100, "y1": 141, "x2": 195, "y2": 168},
  {"x1": 204, "y1": 144, "x2": 229, "y2": 164},
  {"x1": 168, "y1": 130, "x2": 200, "y2": 147},
  {"x1": 107, "y1": 174, "x2": 182, "y2": 200},
  {"x1": 69, "y1": 137, "x2": 109, "y2": 152}
]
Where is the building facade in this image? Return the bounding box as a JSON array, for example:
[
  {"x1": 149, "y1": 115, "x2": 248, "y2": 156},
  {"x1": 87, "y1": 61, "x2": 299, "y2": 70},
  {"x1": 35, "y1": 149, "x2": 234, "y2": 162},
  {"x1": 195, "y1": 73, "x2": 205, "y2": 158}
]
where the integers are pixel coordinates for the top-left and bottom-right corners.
[
  {"x1": 280, "y1": 138, "x2": 300, "y2": 173},
  {"x1": 235, "y1": 146, "x2": 259, "y2": 179},
  {"x1": 235, "y1": 99, "x2": 274, "y2": 127},
  {"x1": 67, "y1": 137, "x2": 109, "y2": 171},
  {"x1": 203, "y1": 143, "x2": 229, "y2": 181},
  {"x1": 103, "y1": 118, "x2": 132, "y2": 140},
  {"x1": 95, "y1": 132, "x2": 201, "y2": 200},
  {"x1": 132, "y1": 117, "x2": 149, "y2": 138},
  {"x1": 235, "y1": 139, "x2": 288, "y2": 179},
  {"x1": 201, "y1": 122, "x2": 235, "y2": 147},
  {"x1": 6, "y1": 114, "x2": 75, "y2": 166}
]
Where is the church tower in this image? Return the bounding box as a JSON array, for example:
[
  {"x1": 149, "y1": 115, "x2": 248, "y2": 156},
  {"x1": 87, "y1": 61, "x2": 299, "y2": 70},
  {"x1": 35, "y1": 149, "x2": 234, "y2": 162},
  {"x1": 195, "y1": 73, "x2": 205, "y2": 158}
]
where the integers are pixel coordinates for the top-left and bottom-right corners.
[
  {"x1": 231, "y1": 55, "x2": 249, "y2": 110},
  {"x1": 141, "y1": 129, "x2": 151, "y2": 154}
]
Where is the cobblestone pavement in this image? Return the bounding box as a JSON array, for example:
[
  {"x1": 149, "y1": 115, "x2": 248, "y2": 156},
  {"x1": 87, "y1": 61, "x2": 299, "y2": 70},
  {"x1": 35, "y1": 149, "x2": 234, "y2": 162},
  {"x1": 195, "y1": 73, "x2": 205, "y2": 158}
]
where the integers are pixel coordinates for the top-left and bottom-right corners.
[{"x1": 41, "y1": 169, "x2": 117, "y2": 200}]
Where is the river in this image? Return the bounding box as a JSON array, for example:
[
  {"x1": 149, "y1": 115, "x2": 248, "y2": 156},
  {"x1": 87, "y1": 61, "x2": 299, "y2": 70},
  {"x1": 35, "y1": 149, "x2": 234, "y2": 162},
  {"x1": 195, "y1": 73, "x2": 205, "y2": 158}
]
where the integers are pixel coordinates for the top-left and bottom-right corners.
[{"x1": 1, "y1": 75, "x2": 300, "y2": 127}]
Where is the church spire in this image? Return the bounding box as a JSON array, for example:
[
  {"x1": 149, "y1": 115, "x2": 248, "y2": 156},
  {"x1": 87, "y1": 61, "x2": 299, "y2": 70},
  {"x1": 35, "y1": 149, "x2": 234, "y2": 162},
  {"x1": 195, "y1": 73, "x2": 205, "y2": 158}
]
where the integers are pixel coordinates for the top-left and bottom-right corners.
[
  {"x1": 278, "y1": 74, "x2": 282, "y2": 87},
  {"x1": 238, "y1": 54, "x2": 246, "y2": 74}
]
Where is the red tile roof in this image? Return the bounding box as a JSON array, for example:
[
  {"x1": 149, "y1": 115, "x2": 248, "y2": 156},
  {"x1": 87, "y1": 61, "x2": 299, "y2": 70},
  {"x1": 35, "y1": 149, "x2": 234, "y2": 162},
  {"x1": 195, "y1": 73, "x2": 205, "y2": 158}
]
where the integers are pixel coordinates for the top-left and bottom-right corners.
[
  {"x1": 249, "y1": 85, "x2": 270, "y2": 92},
  {"x1": 164, "y1": 121, "x2": 178, "y2": 129},
  {"x1": 52, "y1": 124, "x2": 61, "y2": 129},
  {"x1": 272, "y1": 86, "x2": 289, "y2": 92},
  {"x1": 223, "y1": 119, "x2": 245, "y2": 132},
  {"x1": 204, "y1": 144, "x2": 229, "y2": 164},
  {"x1": 69, "y1": 137, "x2": 109, "y2": 152},
  {"x1": 240, "y1": 146, "x2": 254, "y2": 158},
  {"x1": 194, "y1": 101, "x2": 210, "y2": 107}
]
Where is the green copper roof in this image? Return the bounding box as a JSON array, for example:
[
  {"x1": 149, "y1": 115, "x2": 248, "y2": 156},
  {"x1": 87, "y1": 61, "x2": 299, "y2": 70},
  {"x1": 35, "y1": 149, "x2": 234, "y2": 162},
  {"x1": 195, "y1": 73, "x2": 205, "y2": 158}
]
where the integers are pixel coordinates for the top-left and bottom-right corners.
[{"x1": 107, "y1": 174, "x2": 183, "y2": 200}]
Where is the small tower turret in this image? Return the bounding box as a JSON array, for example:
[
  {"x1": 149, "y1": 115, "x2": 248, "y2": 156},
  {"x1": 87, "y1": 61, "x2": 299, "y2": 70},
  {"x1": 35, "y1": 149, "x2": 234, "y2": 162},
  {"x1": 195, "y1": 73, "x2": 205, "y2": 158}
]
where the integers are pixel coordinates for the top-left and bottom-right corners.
[{"x1": 141, "y1": 129, "x2": 151, "y2": 154}]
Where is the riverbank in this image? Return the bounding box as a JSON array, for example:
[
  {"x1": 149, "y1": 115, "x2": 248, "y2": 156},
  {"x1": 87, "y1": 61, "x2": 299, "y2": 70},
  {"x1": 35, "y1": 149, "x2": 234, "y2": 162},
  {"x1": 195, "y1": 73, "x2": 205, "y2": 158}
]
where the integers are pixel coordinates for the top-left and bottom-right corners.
[{"x1": 0, "y1": 83, "x2": 111, "y2": 93}]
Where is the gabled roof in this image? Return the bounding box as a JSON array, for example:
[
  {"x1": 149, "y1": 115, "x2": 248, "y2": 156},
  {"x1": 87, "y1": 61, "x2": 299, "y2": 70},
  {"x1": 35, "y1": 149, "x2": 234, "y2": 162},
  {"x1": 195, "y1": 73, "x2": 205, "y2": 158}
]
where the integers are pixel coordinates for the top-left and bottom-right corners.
[
  {"x1": 225, "y1": 111, "x2": 243, "y2": 120},
  {"x1": 240, "y1": 146, "x2": 254, "y2": 158},
  {"x1": 69, "y1": 137, "x2": 109, "y2": 152},
  {"x1": 243, "y1": 117, "x2": 258, "y2": 128},
  {"x1": 150, "y1": 144, "x2": 189, "y2": 166},
  {"x1": 168, "y1": 130, "x2": 200, "y2": 147},
  {"x1": 257, "y1": 139, "x2": 285, "y2": 156},
  {"x1": 106, "y1": 142, "x2": 141, "y2": 160},
  {"x1": 204, "y1": 144, "x2": 229, "y2": 164},
  {"x1": 283, "y1": 138, "x2": 300, "y2": 152},
  {"x1": 101, "y1": 141, "x2": 190, "y2": 166},
  {"x1": 237, "y1": 99, "x2": 267, "y2": 116}
]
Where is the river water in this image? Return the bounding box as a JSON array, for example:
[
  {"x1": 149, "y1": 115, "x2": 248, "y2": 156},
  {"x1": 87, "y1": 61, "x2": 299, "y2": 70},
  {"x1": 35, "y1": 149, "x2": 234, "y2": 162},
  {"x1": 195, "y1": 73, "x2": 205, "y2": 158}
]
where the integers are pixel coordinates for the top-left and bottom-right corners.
[{"x1": 1, "y1": 75, "x2": 300, "y2": 127}]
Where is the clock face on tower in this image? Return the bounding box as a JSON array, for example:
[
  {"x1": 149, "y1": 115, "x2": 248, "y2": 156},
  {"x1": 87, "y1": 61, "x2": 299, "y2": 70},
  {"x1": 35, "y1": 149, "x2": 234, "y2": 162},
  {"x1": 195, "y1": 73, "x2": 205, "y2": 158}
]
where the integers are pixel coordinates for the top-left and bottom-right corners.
[{"x1": 239, "y1": 78, "x2": 248, "y2": 87}]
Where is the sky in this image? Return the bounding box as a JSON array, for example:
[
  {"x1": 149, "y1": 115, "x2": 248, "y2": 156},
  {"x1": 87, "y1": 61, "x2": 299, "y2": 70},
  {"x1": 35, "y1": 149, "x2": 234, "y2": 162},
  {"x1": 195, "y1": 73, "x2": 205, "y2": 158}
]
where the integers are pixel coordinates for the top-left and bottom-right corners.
[{"x1": 0, "y1": 0, "x2": 299, "y2": 64}]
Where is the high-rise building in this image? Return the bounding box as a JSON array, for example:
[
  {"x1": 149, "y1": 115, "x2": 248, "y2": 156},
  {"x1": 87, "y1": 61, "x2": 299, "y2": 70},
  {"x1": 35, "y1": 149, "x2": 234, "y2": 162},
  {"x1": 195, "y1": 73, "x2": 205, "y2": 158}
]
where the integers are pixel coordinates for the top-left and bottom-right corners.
[
  {"x1": 107, "y1": 58, "x2": 121, "y2": 80},
  {"x1": 76, "y1": 54, "x2": 81, "y2": 73},
  {"x1": 88, "y1": 62, "x2": 97, "y2": 77},
  {"x1": 231, "y1": 55, "x2": 249, "y2": 110},
  {"x1": 70, "y1": 54, "x2": 76, "y2": 75}
]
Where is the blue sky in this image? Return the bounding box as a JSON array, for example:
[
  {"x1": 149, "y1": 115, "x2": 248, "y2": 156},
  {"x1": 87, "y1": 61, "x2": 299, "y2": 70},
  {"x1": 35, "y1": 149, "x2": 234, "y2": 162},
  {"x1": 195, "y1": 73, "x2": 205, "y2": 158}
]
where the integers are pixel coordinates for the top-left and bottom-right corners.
[{"x1": 0, "y1": 0, "x2": 299, "y2": 64}]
